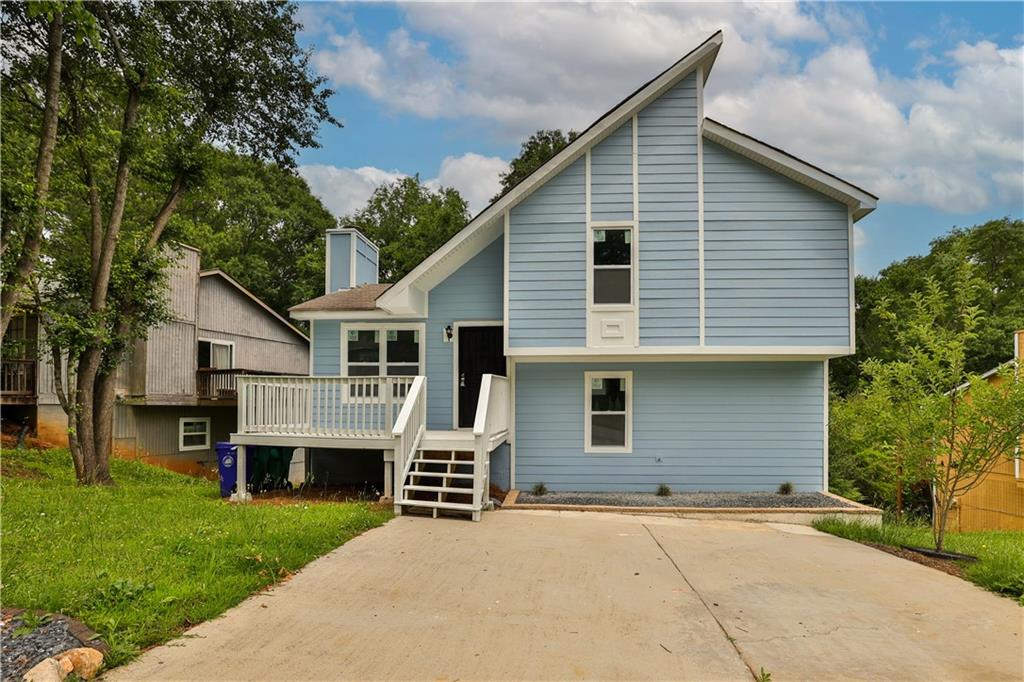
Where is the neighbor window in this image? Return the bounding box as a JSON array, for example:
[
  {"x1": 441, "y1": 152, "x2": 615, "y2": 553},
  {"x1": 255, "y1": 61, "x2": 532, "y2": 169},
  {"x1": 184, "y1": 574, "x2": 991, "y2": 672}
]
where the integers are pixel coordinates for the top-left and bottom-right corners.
[
  {"x1": 344, "y1": 326, "x2": 423, "y2": 398},
  {"x1": 179, "y1": 417, "x2": 211, "y2": 452},
  {"x1": 585, "y1": 371, "x2": 632, "y2": 453},
  {"x1": 198, "y1": 340, "x2": 233, "y2": 369},
  {"x1": 593, "y1": 227, "x2": 632, "y2": 305}
]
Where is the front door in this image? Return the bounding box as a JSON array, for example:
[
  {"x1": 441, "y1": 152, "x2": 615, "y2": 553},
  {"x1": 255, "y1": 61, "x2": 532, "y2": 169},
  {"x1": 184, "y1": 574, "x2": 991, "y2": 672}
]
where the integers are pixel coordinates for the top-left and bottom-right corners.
[{"x1": 457, "y1": 325, "x2": 505, "y2": 428}]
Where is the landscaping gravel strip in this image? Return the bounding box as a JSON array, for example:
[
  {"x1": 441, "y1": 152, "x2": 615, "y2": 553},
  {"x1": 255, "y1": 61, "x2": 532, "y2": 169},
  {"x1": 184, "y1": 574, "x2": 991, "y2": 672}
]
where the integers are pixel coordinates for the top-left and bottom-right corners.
[
  {"x1": 515, "y1": 491, "x2": 857, "y2": 508},
  {"x1": 1, "y1": 614, "x2": 81, "y2": 682}
]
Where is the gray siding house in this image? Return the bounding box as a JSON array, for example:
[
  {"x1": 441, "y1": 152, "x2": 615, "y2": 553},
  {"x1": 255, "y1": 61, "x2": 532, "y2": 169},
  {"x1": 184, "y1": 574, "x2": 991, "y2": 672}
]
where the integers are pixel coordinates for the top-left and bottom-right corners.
[
  {"x1": 229, "y1": 32, "x2": 876, "y2": 518},
  {"x1": 32, "y1": 245, "x2": 309, "y2": 475}
]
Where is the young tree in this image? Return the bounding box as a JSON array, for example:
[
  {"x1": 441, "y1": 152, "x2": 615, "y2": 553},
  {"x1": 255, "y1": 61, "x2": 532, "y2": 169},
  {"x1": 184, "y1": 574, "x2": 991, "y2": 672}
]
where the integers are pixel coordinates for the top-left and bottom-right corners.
[
  {"x1": 29, "y1": 1, "x2": 336, "y2": 484},
  {"x1": 492, "y1": 129, "x2": 579, "y2": 201},
  {"x1": 852, "y1": 257, "x2": 1024, "y2": 548},
  {"x1": 343, "y1": 176, "x2": 469, "y2": 283}
]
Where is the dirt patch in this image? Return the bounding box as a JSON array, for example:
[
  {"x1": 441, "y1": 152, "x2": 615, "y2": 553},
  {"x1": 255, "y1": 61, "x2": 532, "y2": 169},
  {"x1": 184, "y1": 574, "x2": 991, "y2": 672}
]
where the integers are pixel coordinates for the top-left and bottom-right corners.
[
  {"x1": 0, "y1": 460, "x2": 49, "y2": 480},
  {"x1": 865, "y1": 542, "x2": 967, "y2": 580},
  {"x1": 245, "y1": 485, "x2": 389, "y2": 509}
]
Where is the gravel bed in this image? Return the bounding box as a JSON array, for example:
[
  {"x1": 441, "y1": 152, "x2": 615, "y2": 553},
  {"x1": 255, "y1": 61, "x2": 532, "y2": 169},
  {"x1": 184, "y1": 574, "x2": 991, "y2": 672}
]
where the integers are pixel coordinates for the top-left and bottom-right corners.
[
  {"x1": 515, "y1": 491, "x2": 856, "y2": 509},
  {"x1": 1, "y1": 614, "x2": 81, "y2": 682}
]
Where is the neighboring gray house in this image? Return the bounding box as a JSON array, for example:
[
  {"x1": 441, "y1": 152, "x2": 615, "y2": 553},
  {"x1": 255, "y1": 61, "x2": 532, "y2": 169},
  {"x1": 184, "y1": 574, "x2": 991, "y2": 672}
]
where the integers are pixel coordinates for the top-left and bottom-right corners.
[
  {"x1": 29, "y1": 245, "x2": 309, "y2": 475},
  {"x1": 228, "y1": 32, "x2": 877, "y2": 519}
]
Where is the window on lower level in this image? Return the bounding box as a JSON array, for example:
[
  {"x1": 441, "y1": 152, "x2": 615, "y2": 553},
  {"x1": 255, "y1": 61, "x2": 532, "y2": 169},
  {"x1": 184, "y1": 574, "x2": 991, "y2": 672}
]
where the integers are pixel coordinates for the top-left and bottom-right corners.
[
  {"x1": 344, "y1": 326, "x2": 422, "y2": 398},
  {"x1": 585, "y1": 371, "x2": 632, "y2": 453},
  {"x1": 179, "y1": 417, "x2": 211, "y2": 452},
  {"x1": 593, "y1": 227, "x2": 632, "y2": 305}
]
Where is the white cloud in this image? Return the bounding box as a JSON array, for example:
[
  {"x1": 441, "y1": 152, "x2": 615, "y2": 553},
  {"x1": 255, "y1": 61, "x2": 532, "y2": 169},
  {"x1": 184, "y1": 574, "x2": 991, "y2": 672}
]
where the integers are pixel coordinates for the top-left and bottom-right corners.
[
  {"x1": 299, "y1": 153, "x2": 509, "y2": 219},
  {"x1": 298, "y1": 164, "x2": 405, "y2": 217},
  {"x1": 305, "y1": 3, "x2": 1023, "y2": 215}
]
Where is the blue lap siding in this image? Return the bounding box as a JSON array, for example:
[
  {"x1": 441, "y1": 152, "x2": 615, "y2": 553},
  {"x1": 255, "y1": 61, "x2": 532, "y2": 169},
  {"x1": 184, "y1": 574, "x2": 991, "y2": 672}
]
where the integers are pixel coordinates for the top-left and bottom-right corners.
[{"x1": 514, "y1": 361, "x2": 825, "y2": 492}]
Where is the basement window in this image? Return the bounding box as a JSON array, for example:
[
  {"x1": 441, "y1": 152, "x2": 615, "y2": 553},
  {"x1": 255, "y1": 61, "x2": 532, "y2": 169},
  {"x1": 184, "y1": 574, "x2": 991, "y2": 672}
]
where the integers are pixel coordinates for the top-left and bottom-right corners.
[
  {"x1": 179, "y1": 417, "x2": 211, "y2": 452},
  {"x1": 585, "y1": 371, "x2": 632, "y2": 453}
]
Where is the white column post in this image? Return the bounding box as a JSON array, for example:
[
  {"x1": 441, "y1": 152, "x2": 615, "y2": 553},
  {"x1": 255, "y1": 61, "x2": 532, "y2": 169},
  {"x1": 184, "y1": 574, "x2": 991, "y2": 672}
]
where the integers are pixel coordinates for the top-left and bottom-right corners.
[
  {"x1": 231, "y1": 444, "x2": 251, "y2": 502},
  {"x1": 383, "y1": 458, "x2": 393, "y2": 500}
]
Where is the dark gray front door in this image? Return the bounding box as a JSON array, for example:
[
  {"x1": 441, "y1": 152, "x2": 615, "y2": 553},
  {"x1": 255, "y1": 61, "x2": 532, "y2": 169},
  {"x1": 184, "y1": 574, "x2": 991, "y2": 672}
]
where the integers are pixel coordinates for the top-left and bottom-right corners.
[{"x1": 457, "y1": 326, "x2": 505, "y2": 428}]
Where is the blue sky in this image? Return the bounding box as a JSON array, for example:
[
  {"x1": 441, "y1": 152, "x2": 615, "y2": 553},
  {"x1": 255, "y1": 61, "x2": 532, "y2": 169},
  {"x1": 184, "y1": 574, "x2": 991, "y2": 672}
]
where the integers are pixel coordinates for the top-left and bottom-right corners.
[{"x1": 293, "y1": 2, "x2": 1024, "y2": 276}]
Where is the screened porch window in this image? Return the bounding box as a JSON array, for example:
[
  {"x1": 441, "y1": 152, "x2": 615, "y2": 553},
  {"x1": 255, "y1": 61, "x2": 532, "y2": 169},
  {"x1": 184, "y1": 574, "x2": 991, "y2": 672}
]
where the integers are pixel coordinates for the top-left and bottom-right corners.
[
  {"x1": 585, "y1": 371, "x2": 632, "y2": 453},
  {"x1": 593, "y1": 227, "x2": 632, "y2": 305}
]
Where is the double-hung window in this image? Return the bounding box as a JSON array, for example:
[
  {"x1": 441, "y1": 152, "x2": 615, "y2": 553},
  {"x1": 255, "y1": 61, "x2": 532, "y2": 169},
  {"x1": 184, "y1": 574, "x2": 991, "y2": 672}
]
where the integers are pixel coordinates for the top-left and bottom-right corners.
[
  {"x1": 344, "y1": 325, "x2": 423, "y2": 398},
  {"x1": 585, "y1": 371, "x2": 632, "y2": 453},
  {"x1": 593, "y1": 227, "x2": 632, "y2": 305},
  {"x1": 179, "y1": 417, "x2": 211, "y2": 452}
]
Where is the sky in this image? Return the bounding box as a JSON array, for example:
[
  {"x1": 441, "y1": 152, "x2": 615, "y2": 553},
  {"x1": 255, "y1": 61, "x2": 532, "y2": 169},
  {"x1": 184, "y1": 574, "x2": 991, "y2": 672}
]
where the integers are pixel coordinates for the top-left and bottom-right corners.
[{"x1": 292, "y1": 1, "x2": 1024, "y2": 276}]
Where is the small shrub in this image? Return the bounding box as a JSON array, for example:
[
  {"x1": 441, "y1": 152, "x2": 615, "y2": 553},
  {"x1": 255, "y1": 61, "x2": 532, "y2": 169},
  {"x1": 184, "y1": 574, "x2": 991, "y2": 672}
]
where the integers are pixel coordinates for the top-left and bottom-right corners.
[
  {"x1": 656, "y1": 484, "x2": 671, "y2": 497},
  {"x1": 757, "y1": 668, "x2": 773, "y2": 682},
  {"x1": 777, "y1": 481, "x2": 794, "y2": 495},
  {"x1": 531, "y1": 482, "x2": 548, "y2": 496}
]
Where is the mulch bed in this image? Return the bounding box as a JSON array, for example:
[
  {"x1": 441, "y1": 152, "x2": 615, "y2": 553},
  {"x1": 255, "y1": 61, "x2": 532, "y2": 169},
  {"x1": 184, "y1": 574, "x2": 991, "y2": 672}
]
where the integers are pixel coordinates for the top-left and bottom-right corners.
[
  {"x1": 515, "y1": 491, "x2": 857, "y2": 509},
  {"x1": 863, "y1": 543, "x2": 967, "y2": 579},
  {"x1": 1, "y1": 609, "x2": 109, "y2": 682}
]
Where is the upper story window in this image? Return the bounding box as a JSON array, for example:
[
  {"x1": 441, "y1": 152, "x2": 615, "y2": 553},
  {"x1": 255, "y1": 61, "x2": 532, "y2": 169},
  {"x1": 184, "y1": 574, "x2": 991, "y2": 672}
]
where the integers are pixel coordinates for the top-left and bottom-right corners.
[
  {"x1": 593, "y1": 227, "x2": 632, "y2": 305},
  {"x1": 198, "y1": 339, "x2": 233, "y2": 369}
]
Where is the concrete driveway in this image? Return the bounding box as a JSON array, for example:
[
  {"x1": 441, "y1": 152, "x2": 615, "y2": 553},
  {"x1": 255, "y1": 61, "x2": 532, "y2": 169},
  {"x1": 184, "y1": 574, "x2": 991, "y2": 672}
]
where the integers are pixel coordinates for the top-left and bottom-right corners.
[{"x1": 110, "y1": 511, "x2": 1022, "y2": 681}]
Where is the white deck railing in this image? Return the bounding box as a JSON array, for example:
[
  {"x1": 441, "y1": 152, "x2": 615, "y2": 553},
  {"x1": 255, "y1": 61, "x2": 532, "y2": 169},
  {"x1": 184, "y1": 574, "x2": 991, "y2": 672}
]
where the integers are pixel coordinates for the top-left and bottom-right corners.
[
  {"x1": 392, "y1": 376, "x2": 427, "y2": 498},
  {"x1": 236, "y1": 375, "x2": 416, "y2": 438},
  {"x1": 472, "y1": 374, "x2": 510, "y2": 510}
]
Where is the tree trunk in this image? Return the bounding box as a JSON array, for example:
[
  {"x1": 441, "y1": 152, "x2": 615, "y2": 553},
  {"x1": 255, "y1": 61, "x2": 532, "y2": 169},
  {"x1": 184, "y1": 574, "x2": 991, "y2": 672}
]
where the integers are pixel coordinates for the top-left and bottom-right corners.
[
  {"x1": 91, "y1": 366, "x2": 117, "y2": 484},
  {"x1": 0, "y1": 10, "x2": 63, "y2": 340}
]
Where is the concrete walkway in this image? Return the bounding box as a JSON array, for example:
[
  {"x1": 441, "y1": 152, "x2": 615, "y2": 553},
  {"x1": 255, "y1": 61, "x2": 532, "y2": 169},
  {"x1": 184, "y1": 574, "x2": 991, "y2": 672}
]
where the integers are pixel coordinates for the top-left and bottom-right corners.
[{"x1": 109, "y1": 511, "x2": 1023, "y2": 681}]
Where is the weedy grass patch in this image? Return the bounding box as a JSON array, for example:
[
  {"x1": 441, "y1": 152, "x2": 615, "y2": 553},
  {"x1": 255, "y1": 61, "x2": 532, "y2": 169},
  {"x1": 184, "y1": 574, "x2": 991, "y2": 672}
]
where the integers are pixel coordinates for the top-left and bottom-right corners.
[
  {"x1": 813, "y1": 517, "x2": 1024, "y2": 604},
  {"x1": 1, "y1": 448, "x2": 392, "y2": 666}
]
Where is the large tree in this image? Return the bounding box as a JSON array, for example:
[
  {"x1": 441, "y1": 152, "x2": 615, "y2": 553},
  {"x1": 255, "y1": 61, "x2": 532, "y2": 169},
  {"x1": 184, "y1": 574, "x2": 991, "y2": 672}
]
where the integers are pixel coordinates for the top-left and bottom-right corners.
[
  {"x1": 175, "y1": 150, "x2": 335, "y2": 317},
  {"x1": 832, "y1": 217, "x2": 1024, "y2": 396},
  {"x1": 19, "y1": 1, "x2": 336, "y2": 484},
  {"x1": 492, "y1": 129, "x2": 578, "y2": 201},
  {"x1": 344, "y1": 176, "x2": 469, "y2": 283}
]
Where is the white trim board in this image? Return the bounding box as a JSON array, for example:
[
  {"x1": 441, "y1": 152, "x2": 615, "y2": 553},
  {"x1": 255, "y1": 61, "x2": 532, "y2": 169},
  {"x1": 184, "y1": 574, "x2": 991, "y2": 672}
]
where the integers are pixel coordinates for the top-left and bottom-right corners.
[
  {"x1": 507, "y1": 345, "x2": 854, "y2": 359},
  {"x1": 375, "y1": 32, "x2": 725, "y2": 317}
]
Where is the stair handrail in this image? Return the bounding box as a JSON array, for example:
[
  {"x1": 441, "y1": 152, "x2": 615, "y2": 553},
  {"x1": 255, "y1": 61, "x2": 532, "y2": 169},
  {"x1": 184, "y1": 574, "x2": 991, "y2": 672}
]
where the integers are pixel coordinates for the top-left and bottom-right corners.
[
  {"x1": 471, "y1": 374, "x2": 510, "y2": 511},
  {"x1": 392, "y1": 375, "x2": 427, "y2": 501}
]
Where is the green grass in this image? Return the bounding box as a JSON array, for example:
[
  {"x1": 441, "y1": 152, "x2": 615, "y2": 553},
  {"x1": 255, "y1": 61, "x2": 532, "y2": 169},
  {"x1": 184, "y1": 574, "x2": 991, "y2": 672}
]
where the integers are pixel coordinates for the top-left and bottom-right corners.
[
  {"x1": 813, "y1": 517, "x2": 1024, "y2": 604},
  {"x1": 1, "y1": 448, "x2": 392, "y2": 666}
]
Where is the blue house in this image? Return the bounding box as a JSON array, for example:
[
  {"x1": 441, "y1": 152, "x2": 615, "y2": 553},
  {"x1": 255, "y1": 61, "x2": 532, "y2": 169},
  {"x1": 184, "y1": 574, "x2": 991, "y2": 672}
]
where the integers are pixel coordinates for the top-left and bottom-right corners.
[{"x1": 230, "y1": 32, "x2": 877, "y2": 519}]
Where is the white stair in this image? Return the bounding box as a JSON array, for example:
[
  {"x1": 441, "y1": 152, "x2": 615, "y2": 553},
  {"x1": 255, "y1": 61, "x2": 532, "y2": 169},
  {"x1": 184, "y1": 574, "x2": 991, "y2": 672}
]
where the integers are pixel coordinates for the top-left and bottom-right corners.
[{"x1": 395, "y1": 444, "x2": 482, "y2": 520}]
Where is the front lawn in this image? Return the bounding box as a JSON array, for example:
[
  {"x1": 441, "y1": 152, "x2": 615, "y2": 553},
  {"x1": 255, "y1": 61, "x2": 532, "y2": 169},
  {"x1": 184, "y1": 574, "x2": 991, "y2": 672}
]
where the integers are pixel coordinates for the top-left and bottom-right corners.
[
  {"x1": 813, "y1": 518, "x2": 1024, "y2": 604},
  {"x1": 1, "y1": 448, "x2": 392, "y2": 667}
]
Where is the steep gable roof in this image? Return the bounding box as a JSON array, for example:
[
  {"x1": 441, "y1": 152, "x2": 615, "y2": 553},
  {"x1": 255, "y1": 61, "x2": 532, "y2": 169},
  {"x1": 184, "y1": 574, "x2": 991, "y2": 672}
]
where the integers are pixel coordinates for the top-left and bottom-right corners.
[
  {"x1": 376, "y1": 31, "x2": 725, "y2": 316},
  {"x1": 199, "y1": 269, "x2": 309, "y2": 343}
]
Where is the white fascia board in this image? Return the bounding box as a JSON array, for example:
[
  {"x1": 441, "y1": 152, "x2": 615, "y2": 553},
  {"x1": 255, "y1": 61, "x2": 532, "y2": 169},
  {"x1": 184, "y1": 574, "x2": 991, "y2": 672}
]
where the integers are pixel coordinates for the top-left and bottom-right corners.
[
  {"x1": 702, "y1": 119, "x2": 878, "y2": 221},
  {"x1": 375, "y1": 32, "x2": 724, "y2": 313},
  {"x1": 290, "y1": 309, "x2": 424, "y2": 322},
  {"x1": 326, "y1": 227, "x2": 380, "y2": 255},
  {"x1": 507, "y1": 345, "x2": 854, "y2": 361}
]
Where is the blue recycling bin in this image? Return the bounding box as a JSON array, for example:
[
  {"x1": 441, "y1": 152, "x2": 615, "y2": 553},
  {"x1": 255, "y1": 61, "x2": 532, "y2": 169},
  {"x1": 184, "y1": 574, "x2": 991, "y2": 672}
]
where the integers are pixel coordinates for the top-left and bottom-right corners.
[{"x1": 216, "y1": 442, "x2": 242, "y2": 498}]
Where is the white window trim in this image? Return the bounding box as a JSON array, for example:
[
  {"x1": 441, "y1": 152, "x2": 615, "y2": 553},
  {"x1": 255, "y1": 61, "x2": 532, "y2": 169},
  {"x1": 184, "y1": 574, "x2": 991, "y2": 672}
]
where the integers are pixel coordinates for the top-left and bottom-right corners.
[
  {"x1": 588, "y1": 223, "x2": 637, "y2": 311},
  {"x1": 179, "y1": 417, "x2": 211, "y2": 452},
  {"x1": 584, "y1": 370, "x2": 633, "y2": 454},
  {"x1": 340, "y1": 321, "x2": 426, "y2": 382},
  {"x1": 198, "y1": 338, "x2": 235, "y2": 369}
]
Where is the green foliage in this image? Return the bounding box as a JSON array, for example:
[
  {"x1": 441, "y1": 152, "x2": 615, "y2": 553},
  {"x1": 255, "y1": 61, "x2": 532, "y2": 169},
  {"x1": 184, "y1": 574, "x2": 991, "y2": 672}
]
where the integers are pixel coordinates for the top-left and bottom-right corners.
[
  {"x1": 776, "y1": 482, "x2": 794, "y2": 496},
  {"x1": 656, "y1": 483, "x2": 672, "y2": 497},
  {"x1": 531, "y1": 482, "x2": 548, "y2": 496},
  {"x1": 756, "y1": 668, "x2": 773, "y2": 682},
  {"x1": 832, "y1": 218, "x2": 1024, "y2": 395},
  {"x1": 813, "y1": 519, "x2": 1024, "y2": 604},
  {"x1": 175, "y1": 150, "x2": 335, "y2": 316},
  {"x1": 493, "y1": 129, "x2": 579, "y2": 201},
  {"x1": 1, "y1": 448, "x2": 391, "y2": 667},
  {"x1": 829, "y1": 255, "x2": 1024, "y2": 546},
  {"x1": 343, "y1": 176, "x2": 469, "y2": 283}
]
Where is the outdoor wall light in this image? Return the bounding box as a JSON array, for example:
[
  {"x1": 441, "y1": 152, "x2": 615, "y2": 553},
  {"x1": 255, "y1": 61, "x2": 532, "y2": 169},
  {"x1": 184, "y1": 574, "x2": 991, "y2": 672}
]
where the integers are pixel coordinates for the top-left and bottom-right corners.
[{"x1": 444, "y1": 324, "x2": 454, "y2": 343}]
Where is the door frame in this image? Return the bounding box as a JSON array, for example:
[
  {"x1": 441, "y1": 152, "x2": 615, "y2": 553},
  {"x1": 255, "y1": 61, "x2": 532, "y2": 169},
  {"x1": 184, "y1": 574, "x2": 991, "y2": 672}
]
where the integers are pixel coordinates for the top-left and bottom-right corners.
[{"x1": 452, "y1": 320, "x2": 504, "y2": 430}]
